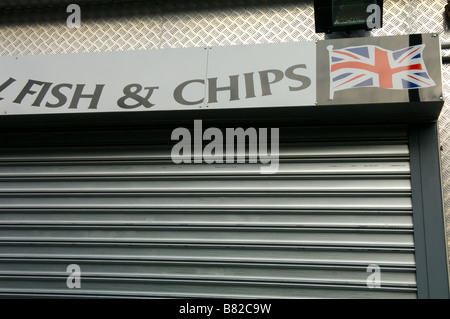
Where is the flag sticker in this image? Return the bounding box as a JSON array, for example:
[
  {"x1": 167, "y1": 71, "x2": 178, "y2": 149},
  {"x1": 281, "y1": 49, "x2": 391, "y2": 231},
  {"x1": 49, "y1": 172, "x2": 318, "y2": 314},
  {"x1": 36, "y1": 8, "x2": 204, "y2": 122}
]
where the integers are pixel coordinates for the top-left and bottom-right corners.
[{"x1": 327, "y1": 44, "x2": 436, "y2": 100}]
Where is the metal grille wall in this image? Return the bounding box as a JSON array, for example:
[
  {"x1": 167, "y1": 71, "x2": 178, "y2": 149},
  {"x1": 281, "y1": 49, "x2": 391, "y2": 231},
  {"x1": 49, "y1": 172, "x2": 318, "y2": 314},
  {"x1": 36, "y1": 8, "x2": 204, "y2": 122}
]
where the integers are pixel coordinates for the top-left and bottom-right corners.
[{"x1": 0, "y1": 124, "x2": 417, "y2": 298}]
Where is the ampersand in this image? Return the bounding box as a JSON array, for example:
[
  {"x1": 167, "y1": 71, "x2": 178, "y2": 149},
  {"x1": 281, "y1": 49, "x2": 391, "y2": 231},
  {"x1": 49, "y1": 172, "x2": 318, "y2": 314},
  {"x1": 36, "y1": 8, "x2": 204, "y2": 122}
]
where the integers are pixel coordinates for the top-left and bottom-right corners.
[{"x1": 117, "y1": 84, "x2": 159, "y2": 109}]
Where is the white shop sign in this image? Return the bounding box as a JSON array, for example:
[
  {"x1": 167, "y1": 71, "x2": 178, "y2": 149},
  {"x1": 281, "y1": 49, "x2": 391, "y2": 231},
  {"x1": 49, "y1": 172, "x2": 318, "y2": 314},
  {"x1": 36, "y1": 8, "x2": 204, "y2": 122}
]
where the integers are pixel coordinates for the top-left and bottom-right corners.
[{"x1": 0, "y1": 41, "x2": 316, "y2": 115}]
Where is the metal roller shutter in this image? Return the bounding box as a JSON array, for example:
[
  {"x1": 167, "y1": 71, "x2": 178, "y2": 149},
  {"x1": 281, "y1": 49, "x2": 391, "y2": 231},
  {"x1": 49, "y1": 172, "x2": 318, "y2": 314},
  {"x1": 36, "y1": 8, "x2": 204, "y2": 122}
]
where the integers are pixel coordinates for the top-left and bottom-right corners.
[{"x1": 0, "y1": 123, "x2": 417, "y2": 298}]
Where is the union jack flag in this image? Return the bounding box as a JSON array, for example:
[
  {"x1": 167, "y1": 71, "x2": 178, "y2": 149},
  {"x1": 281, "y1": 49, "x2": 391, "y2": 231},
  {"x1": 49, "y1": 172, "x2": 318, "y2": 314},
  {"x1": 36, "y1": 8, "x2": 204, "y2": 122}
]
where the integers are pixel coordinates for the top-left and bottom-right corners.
[{"x1": 327, "y1": 44, "x2": 436, "y2": 99}]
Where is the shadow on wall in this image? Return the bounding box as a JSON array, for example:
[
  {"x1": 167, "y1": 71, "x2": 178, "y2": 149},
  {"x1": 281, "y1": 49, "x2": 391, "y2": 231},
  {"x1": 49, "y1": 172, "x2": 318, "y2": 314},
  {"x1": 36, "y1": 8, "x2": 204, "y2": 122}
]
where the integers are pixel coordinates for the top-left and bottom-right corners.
[
  {"x1": 324, "y1": 30, "x2": 372, "y2": 39},
  {"x1": 0, "y1": 0, "x2": 308, "y2": 25}
]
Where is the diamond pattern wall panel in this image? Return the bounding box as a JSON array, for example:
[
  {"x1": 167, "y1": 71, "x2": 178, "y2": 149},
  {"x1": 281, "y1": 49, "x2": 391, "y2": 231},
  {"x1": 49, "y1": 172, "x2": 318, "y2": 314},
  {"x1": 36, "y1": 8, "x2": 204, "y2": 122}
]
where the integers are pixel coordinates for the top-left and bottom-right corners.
[
  {"x1": 159, "y1": 3, "x2": 320, "y2": 49},
  {"x1": 0, "y1": 18, "x2": 163, "y2": 55},
  {"x1": 1, "y1": 0, "x2": 450, "y2": 278},
  {"x1": 0, "y1": 3, "x2": 164, "y2": 55}
]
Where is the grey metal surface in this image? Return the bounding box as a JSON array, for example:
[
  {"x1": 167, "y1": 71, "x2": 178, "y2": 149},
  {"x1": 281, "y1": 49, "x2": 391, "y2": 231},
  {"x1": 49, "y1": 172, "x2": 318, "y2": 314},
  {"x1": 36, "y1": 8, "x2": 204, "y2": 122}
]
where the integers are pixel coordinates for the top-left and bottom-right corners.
[
  {"x1": 409, "y1": 124, "x2": 450, "y2": 298},
  {"x1": 0, "y1": 125, "x2": 416, "y2": 298}
]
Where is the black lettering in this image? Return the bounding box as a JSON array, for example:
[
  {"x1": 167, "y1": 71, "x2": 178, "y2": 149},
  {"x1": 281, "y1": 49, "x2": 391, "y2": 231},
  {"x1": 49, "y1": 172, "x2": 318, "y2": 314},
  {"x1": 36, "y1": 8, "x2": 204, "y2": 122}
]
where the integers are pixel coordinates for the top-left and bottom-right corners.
[
  {"x1": 69, "y1": 84, "x2": 104, "y2": 109},
  {"x1": 0, "y1": 77, "x2": 16, "y2": 101},
  {"x1": 258, "y1": 69, "x2": 284, "y2": 96},
  {"x1": 243, "y1": 72, "x2": 256, "y2": 99},
  {"x1": 208, "y1": 75, "x2": 239, "y2": 103},
  {"x1": 173, "y1": 79, "x2": 205, "y2": 105},
  {"x1": 13, "y1": 79, "x2": 48, "y2": 105},
  {"x1": 117, "y1": 84, "x2": 158, "y2": 109},
  {"x1": 31, "y1": 82, "x2": 52, "y2": 107},
  {"x1": 45, "y1": 83, "x2": 73, "y2": 108},
  {"x1": 285, "y1": 64, "x2": 311, "y2": 91}
]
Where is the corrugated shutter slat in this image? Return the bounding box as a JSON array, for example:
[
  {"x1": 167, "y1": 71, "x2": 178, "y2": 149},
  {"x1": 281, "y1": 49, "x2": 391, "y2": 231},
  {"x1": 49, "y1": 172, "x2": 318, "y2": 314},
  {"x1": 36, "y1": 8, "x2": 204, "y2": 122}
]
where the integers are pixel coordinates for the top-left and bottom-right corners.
[{"x1": 0, "y1": 125, "x2": 417, "y2": 298}]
